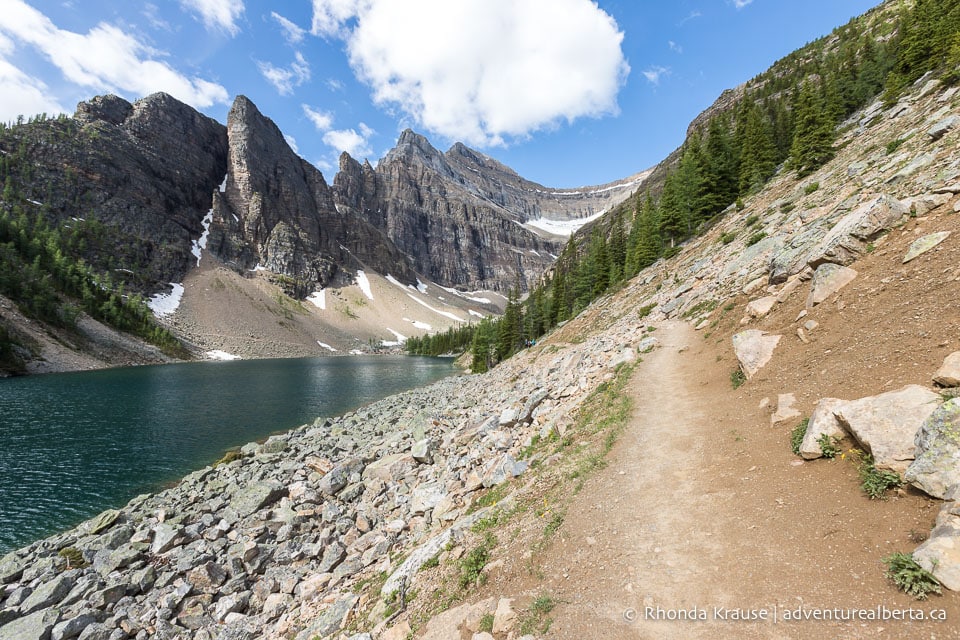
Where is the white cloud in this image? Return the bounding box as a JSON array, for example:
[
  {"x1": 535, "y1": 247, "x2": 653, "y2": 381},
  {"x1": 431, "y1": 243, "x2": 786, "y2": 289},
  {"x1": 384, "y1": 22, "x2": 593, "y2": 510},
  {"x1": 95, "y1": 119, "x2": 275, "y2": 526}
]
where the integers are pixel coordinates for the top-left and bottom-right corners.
[
  {"x1": 668, "y1": 40, "x2": 682, "y2": 54},
  {"x1": 642, "y1": 65, "x2": 670, "y2": 85},
  {"x1": 284, "y1": 133, "x2": 299, "y2": 153},
  {"x1": 311, "y1": 0, "x2": 365, "y2": 38},
  {"x1": 0, "y1": 1, "x2": 228, "y2": 108},
  {"x1": 180, "y1": 0, "x2": 245, "y2": 36},
  {"x1": 733, "y1": 0, "x2": 754, "y2": 8},
  {"x1": 302, "y1": 104, "x2": 334, "y2": 130},
  {"x1": 322, "y1": 123, "x2": 374, "y2": 159},
  {"x1": 311, "y1": 0, "x2": 628, "y2": 147},
  {"x1": 258, "y1": 52, "x2": 310, "y2": 95},
  {"x1": 679, "y1": 10, "x2": 702, "y2": 25},
  {"x1": 271, "y1": 11, "x2": 305, "y2": 44},
  {"x1": 0, "y1": 56, "x2": 67, "y2": 122},
  {"x1": 143, "y1": 4, "x2": 172, "y2": 31}
]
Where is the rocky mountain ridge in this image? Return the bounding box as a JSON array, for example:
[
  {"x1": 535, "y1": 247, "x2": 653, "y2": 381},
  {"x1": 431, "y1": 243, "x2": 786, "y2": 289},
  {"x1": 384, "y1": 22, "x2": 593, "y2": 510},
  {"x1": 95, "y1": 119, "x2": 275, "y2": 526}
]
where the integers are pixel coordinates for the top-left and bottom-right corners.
[{"x1": 0, "y1": 92, "x2": 645, "y2": 372}]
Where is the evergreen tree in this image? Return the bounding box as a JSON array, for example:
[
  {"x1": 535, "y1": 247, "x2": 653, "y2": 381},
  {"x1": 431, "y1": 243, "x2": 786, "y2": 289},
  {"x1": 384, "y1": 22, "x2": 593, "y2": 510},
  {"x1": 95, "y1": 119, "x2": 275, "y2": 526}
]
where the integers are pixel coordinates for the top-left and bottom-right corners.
[
  {"x1": 788, "y1": 81, "x2": 835, "y2": 177},
  {"x1": 738, "y1": 104, "x2": 778, "y2": 195}
]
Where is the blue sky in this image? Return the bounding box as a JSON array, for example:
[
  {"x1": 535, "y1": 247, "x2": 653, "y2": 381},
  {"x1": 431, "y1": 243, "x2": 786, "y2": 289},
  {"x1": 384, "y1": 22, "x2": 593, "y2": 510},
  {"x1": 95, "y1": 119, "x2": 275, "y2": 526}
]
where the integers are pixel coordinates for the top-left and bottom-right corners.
[{"x1": 0, "y1": 0, "x2": 880, "y2": 188}]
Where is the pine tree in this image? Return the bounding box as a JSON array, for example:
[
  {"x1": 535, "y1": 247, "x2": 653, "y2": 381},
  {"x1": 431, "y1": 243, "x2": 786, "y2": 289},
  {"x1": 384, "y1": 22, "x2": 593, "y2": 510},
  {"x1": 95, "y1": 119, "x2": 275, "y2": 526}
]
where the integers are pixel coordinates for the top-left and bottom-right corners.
[
  {"x1": 788, "y1": 81, "x2": 835, "y2": 177},
  {"x1": 738, "y1": 104, "x2": 778, "y2": 195}
]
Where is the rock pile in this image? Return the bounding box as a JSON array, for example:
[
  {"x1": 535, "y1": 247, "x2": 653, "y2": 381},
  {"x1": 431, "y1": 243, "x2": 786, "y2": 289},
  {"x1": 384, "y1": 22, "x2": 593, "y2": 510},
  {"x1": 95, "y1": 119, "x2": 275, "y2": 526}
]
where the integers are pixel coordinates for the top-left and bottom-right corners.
[{"x1": 0, "y1": 308, "x2": 651, "y2": 640}]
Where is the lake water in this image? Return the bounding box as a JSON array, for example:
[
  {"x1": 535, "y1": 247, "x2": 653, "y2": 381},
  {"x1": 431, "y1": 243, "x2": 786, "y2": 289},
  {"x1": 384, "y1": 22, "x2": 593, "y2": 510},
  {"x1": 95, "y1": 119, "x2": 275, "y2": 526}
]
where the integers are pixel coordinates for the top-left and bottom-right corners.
[{"x1": 0, "y1": 356, "x2": 456, "y2": 554}]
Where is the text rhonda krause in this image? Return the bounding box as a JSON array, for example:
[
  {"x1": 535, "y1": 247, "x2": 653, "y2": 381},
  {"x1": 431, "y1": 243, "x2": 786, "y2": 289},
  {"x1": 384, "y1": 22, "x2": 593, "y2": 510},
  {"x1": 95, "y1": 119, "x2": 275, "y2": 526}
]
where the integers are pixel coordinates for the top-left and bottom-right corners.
[{"x1": 641, "y1": 605, "x2": 947, "y2": 622}]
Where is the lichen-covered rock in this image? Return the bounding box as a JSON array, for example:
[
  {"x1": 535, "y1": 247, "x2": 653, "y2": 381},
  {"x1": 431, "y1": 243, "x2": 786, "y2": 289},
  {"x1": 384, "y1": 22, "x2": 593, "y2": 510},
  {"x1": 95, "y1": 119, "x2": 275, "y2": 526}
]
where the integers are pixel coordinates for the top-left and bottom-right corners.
[
  {"x1": 903, "y1": 231, "x2": 951, "y2": 264},
  {"x1": 806, "y1": 263, "x2": 857, "y2": 307},
  {"x1": 905, "y1": 398, "x2": 960, "y2": 498}
]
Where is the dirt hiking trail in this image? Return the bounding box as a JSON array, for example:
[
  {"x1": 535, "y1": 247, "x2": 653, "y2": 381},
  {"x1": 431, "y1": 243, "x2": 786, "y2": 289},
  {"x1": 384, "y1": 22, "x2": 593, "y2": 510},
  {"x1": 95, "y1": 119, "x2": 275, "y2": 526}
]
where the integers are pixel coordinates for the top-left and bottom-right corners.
[{"x1": 525, "y1": 320, "x2": 957, "y2": 640}]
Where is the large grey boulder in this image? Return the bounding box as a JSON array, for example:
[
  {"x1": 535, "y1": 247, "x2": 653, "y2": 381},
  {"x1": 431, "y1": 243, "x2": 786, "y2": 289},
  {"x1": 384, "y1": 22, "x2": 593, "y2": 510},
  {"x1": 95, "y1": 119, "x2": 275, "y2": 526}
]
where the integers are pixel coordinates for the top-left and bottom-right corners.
[
  {"x1": 732, "y1": 330, "x2": 782, "y2": 380},
  {"x1": 905, "y1": 398, "x2": 960, "y2": 499},
  {"x1": 928, "y1": 115, "x2": 960, "y2": 141},
  {"x1": 934, "y1": 352, "x2": 960, "y2": 388},
  {"x1": 806, "y1": 264, "x2": 857, "y2": 307},
  {"x1": 230, "y1": 481, "x2": 285, "y2": 517},
  {"x1": 18, "y1": 573, "x2": 75, "y2": 614},
  {"x1": 913, "y1": 498, "x2": 960, "y2": 591},
  {"x1": 806, "y1": 194, "x2": 908, "y2": 268},
  {"x1": 799, "y1": 398, "x2": 847, "y2": 459},
  {"x1": 0, "y1": 608, "x2": 61, "y2": 640},
  {"x1": 835, "y1": 385, "x2": 941, "y2": 474}
]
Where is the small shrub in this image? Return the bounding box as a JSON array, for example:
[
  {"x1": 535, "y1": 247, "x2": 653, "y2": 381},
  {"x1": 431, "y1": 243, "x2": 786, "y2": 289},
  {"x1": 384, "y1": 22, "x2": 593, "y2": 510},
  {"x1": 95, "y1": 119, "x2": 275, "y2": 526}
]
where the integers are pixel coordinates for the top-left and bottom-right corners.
[
  {"x1": 637, "y1": 303, "x2": 656, "y2": 319},
  {"x1": 883, "y1": 552, "x2": 942, "y2": 600},
  {"x1": 520, "y1": 593, "x2": 557, "y2": 635},
  {"x1": 479, "y1": 613, "x2": 495, "y2": 633},
  {"x1": 886, "y1": 137, "x2": 907, "y2": 154},
  {"x1": 720, "y1": 231, "x2": 737, "y2": 245},
  {"x1": 458, "y1": 533, "x2": 496, "y2": 589},
  {"x1": 544, "y1": 510, "x2": 564, "y2": 537},
  {"x1": 735, "y1": 198, "x2": 745, "y2": 211},
  {"x1": 790, "y1": 419, "x2": 809, "y2": 456},
  {"x1": 857, "y1": 453, "x2": 902, "y2": 500},
  {"x1": 746, "y1": 232, "x2": 767, "y2": 247},
  {"x1": 744, "y1": 214, "x2": 760, "y2": 227},
  {"x1": 58, "y1": 547, "x2": 86, "y2": 569},
  {"x1": 780, "y1": 202, "x2": 795, "y2": 214},
  {"x1": 804, "y1": 182, "x2": 820, "y2": 194},
  {"x1": 214, "y1": 449, "x2": 242, "y2": 467},
  {"x1": 419, "y1": 555, "x2": 440, "y2": 571},
  {"x1": 818, "y1": 433, "x2": 841, "y2": 459},
  {"x1": 730, "y1": 368, "x2": 746, "y2": 389}
]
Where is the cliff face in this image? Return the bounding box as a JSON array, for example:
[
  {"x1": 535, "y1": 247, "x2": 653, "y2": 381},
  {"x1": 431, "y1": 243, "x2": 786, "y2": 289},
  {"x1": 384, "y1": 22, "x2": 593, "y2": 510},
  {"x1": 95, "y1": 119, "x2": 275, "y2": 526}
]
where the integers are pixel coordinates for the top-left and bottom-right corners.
[
  {"x1": 333, "y1": 131, "x2": 555, "y2": 291},
  {"x1": 333, "y1": 130, "x2": 644, "y2": 291},
  {"x1": 0, "y1": 92, "x2": 229, "y2": 287},
  {"x1": 207, "y1": 96, "x2": 415, "y2": 296}
]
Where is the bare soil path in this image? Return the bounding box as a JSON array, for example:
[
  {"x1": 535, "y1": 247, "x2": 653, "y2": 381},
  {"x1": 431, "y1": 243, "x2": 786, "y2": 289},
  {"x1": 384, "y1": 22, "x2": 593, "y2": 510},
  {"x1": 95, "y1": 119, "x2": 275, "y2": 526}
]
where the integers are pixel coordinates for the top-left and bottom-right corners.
[{"x1": 530, "y1": 320, "x2": 958, "y2": 640}]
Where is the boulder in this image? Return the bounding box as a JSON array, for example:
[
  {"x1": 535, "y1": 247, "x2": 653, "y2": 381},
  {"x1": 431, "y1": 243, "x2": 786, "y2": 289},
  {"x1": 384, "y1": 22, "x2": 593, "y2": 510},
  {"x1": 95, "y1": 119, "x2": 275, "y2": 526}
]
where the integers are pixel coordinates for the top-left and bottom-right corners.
[
  {"x1": 903, "y1": 231, "x2": 950, "y2": 264},
  {"x1": 381, "y1": 508, "x2": 491, "y2": 597},
  {"x1": 294, "y1": 594, "x2": 357, "y2": 640},
  {"x1": 732, "y1": 330, "x2": 782, "y2": 380},
  {"x1": 492, "y1": 597, "x2": 517, "y2": 634},
  {"x1": 905, "y1": 398, "x2": 960, "y2": 499},
  {"x1": 0, "y1": 608, "x2": 61, "y2": 640},
  {"x1": 806, "y1": 263, "x2": 857, "y2": 308},
  {"x1": 934, "y1": 352, "x2": 960, "y2": 387},
  {"x1": 419, "y1": 599, "x2": 495, "y2": 640},
  {"x1": 746, "y1": 296, "x2": 777, "y2": 319},
  {"x1": 18, "y1": 573, "x2": 75, "y2": 614},
  {"x1": 913, "y1": 499, "x2": 960, "y2": 591},
  {"x1": 318, "y1": 458, "x2": 365, "y2": 496},
  {"x1": 928, "y1": 115, "x2": 960, "y2": 141},
  {"x1": 410, "y1": 438, "x2": 436, "y2": 464},
  {"x1": 771, "y1": 393, "x2": 801, "y2": 427},
  {"x1": 799, "y1": 398, "x2": 847, "y2": 459},
  {"x1": 410, "y1": 483, "x2": 446, "y2": 515},
  {"x1": 806, "y1": 194, "x2": 908, "y2": 268},
  {"x1": 834, "y1": 385, "x2": 941, "y2": 474},
  {"x1": 230, "y1": 481, "x2": 285, "y2": 517}
]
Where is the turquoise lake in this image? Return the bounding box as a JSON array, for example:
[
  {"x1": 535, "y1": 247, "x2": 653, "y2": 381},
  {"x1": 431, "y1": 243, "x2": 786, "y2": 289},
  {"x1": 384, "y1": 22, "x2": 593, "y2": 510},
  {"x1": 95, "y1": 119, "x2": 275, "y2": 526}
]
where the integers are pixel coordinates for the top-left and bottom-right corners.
[{"x1": 0, "y1": 356, "x2": 456, "y2": 554}]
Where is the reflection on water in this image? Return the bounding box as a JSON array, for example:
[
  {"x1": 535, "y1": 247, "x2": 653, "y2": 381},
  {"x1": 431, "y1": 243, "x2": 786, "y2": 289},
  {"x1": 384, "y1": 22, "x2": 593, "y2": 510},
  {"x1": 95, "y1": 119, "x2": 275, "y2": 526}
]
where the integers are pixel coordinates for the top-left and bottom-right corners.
[{"x1": 0, "y1": 355, "x2": 454, "y2": 553}]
